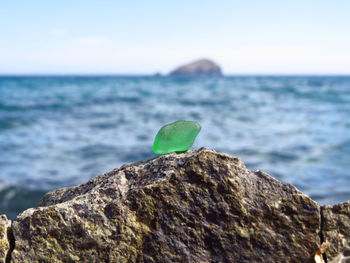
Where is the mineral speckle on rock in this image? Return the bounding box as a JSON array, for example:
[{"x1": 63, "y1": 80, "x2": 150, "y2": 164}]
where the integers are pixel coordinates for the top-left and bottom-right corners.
[{"x1": 8, "y1": 148, "x2": 323, "y2": 262}]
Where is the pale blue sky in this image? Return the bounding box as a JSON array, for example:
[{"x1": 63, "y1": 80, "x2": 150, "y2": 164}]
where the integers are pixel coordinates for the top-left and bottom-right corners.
[{"x1": 1, "y1": 1, "x2": 350, "y2": 74}]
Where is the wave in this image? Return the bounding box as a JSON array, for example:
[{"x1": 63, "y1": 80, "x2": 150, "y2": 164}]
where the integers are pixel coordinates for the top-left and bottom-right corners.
[{"x1": 0, "y1": 76, "x2": 350, "y2": 218}]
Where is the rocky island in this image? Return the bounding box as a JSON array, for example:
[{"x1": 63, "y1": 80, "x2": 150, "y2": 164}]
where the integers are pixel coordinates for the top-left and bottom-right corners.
[
  {"x1": 0, "y1": 148, "x2": 349, "y2": 262},
  {"x1": 169, "y1": 59, "x2": 222, "y2": 77}
]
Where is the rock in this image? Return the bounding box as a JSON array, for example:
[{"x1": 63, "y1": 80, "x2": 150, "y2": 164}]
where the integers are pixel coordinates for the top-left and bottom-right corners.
[
  {"x1": 169, "y1": 59, "x2": 222, "y2": 77},
  {"x1": 328, "y1": 249, "x2": 350, "y2": 263},
  {"x1": 322, "y1": 202, "x2": 350, "y2": 261},
  {"x1": 153, "y1": 72, "x2": 162, "y2": 77},
  {"x1": 0, "y1": 215, "x2": 11, "y2": 263},
  {"x1": 9, "y1": 148, "x2": 321, "y2": 262}
]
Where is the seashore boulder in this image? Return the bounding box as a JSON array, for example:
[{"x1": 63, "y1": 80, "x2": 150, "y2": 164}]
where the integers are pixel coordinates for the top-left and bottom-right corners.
[{"x1": 0, "y1": 148, "x2": 349, "y2": 262}]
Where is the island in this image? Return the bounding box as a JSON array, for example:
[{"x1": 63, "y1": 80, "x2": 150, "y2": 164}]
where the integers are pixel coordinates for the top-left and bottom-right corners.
[{"x1": 169, "y1": 58, "x2": 222, "y2": 77}]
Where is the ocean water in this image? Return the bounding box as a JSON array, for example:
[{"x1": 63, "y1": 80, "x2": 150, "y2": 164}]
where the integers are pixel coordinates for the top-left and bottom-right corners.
[{"x1": 0, "y1": 76, "x2": 349, "y2": 218}]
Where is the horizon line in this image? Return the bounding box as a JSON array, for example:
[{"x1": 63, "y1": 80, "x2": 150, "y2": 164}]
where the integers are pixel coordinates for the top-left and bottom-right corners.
[{"x1": 1, "y1": 73, "x2": 350, "y2": 77}]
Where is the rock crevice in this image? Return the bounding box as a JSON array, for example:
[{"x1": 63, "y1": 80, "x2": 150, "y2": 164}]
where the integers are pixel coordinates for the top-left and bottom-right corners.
[
  {"x1": 0, "y1": 215, "x2": 12, "y2": 263},
  {"x1": 0, "y1": 148, "x2": 349, "y2": 262},
  {"x1": 5, "y1": 224, "x2": 14, "y2": 263}
]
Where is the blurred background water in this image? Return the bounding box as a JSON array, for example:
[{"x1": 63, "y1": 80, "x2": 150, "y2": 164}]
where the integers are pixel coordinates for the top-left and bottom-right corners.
[{"x1": 0, "y1": 75, "x2": 349, "y2": 218}]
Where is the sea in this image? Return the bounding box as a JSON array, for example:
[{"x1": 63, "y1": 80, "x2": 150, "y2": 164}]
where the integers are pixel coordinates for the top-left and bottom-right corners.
[{"x1": 0, "y1": 76, "x2": 349, "y2": 219}]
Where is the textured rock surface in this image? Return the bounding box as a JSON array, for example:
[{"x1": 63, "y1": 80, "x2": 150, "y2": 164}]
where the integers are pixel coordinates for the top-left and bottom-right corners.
[
  {"x1": 169, "y1": 59, "x2": 222, "y2": 76},
  {"x1": 322, "y1": 202, "x2": 350, "y2": 261},
  {"x1": 10, "y1": 148, "x2": 321, "y2": 262},
  {"x1": 0, "y1": 215, "x2": 11, "y2": 263},
  {"x1": 328, "y1": 247, "x2": 350, "y2": 263}
]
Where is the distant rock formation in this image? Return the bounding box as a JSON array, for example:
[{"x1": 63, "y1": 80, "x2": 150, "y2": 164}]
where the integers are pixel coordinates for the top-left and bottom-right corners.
[
  {"x1": 169, "y1": 59, "x2": 222, "y2": 77},
  {"x1": 153, "y1": 72, "x2": 162, "y2": 77},
  {"x1": 1, "y1": 148, "x2": 350, "y2": 262}
]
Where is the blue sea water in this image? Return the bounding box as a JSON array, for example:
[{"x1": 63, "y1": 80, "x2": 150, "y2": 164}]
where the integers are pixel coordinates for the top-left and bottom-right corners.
[{"x1": 0, "y1": 75, "x2": 349, "y2": 218}]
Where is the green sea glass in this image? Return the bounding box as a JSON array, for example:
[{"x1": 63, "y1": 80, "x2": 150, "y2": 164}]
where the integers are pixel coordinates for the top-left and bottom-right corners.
[{"x1": 152, "y1": 120, "x2": 201, "y2": 154}]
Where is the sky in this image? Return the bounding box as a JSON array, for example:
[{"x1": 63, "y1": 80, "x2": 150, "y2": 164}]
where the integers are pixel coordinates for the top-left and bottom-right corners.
[{"x1": 1, "y1": 1, "x2": 350, "y2": 74}]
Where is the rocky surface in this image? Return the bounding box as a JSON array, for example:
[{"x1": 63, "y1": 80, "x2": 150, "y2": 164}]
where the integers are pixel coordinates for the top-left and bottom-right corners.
[
  {"x1": 169, "y1": 59, "x2": 222, "y2": 77},
  {"x1": 0, "y1": 215, "x2": 11, "y2": 263},
  {"x1": 328, "y1": 248, "x2": 350, "y2": 263},
  {"x1": 322, "y1": 202, "x2": 350, "y2": 262},
  {"x1": 0, "y1": 148, "x2": 349, "y2": 262}
]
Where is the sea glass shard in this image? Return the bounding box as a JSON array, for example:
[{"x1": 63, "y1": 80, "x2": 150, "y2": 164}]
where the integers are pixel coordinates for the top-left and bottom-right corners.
[{"x1": 152, "y1": 120, "x2": 201, "y2": 154}]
